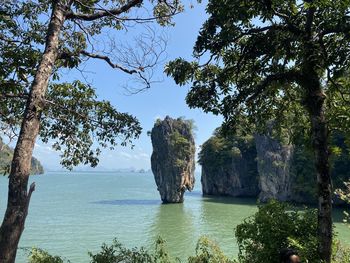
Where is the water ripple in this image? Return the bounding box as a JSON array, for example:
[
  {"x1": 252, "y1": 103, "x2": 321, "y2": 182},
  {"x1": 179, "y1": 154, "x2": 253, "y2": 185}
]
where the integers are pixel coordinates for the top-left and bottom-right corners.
[{"x1": 91, "y1": 199, "x2": 161, "y2": 206}]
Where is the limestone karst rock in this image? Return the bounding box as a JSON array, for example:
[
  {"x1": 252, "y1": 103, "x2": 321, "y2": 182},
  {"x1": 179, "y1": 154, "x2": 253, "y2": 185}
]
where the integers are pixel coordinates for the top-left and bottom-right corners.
[
  {"x1": 200, "y1": 129, "x2": 350, "y2": 205},
  {"x1": 199, "y1": 132, "x2": 259, "y2": 197},
  {"x1": 254, "y1": 134, "x2": 293, "y2": 202},
  {"x1": 200, "y1": 131, "x2": 293, "y2": 202},
  {"x1": 151, "y1": 116, "x2": 195, "y2": 203}
]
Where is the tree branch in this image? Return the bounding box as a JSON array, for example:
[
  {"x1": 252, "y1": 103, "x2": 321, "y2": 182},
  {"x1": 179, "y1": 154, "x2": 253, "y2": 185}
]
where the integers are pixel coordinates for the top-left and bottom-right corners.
[
  {"x1": 80, "y1": 50, "x2": 139, "y2": 74},
  {"x1": 305, "y1": 1, "x2": 316, "y2": 37},
  {"x1": 321, "y1": 23, "x2": 350, "y2": 36},
  {"x1": 66, "y1": 0, "x2": 143, "y2": 21},
  {"x1": 22, "y1": 182, "x2": 36, "y2": 230},
  {"x1": 58, "y1": 50, "x2": 141, "y2": 74},
  {"x1": 246, "y1": 70, "x2": 303, "y2": 103}
]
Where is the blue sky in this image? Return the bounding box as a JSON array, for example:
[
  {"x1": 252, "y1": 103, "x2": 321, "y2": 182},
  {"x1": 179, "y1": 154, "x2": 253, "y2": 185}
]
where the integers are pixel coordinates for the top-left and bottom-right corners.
[{"x1": 33, "y1": 1, "x2": 223, "y2": 171}]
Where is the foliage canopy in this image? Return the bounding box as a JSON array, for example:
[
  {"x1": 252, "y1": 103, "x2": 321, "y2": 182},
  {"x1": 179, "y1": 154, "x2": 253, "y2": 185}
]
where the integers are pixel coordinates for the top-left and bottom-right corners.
[
  {"x1": 0, "y1": 0, "x2": 186, "y2": 169},
  {"x1": 165, "y1": 0, "x2": 350, "y2": 138}
]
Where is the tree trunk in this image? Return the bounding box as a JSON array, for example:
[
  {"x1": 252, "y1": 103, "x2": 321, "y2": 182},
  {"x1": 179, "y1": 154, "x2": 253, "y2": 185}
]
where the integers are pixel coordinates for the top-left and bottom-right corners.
[
  {"x1": 0, "y1": 2, "x2": 67, "y2": 262},
  {"x1": 306, "y1": 84, "x2": 332, "y2": 263}
]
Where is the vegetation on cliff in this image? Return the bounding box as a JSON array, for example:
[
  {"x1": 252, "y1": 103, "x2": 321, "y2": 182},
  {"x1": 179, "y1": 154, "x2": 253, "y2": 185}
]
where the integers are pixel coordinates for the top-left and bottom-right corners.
[
  {"x1": 199, "y1": 129, "x2": 350, "y2": 204},
  {"x1": 0, "y1": 138, "x2": 43, "y2": 175},
  {"x1": 169, "y1": 130, "x2": 193, "y2": 169},
  {"x1": 199, "y1": 129, "x2": 255, "y2": 171},
  {"x1": 151, "y1": 116, "x2": 196, "y2": 203},
  {"x1": 199, "y1": 129, "x2": 258, "y2": 197}
]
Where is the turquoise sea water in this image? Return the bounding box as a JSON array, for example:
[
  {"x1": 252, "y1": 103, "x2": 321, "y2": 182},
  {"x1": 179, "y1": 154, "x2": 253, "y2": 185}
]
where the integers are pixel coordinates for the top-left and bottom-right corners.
[{"x1": 0, "y1": 171, "x2": 349, "y2": 262}]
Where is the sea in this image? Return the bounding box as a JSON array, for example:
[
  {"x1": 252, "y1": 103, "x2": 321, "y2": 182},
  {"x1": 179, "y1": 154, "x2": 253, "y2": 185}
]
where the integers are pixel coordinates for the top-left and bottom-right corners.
[{"x1": 0, "y1": 171, "x2": 349, "y2": 262}]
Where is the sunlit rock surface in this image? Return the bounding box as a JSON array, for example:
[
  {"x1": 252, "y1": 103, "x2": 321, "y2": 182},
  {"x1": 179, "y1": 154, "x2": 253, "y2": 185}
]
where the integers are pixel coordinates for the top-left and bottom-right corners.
[{"x1": 151, "y1": 116, "x2": 195, "y2": 203}]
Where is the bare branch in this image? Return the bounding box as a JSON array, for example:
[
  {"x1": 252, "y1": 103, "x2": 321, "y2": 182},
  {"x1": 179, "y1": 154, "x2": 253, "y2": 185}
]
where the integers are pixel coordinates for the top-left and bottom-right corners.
[
  {"x1": 72, "y1": 20, "x2": 94, "y2": 48},
  {"x1": 80, "y1": 50, "x2": 139, "y2": 74},
  {"x1": 0, "y1": 122, "x2": 19, "y2": 142}
]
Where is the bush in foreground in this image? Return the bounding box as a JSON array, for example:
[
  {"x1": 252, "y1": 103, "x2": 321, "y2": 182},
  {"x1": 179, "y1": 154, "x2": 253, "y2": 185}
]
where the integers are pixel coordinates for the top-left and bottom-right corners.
[
  {"x1": 27, "y1": 237, "x2": 234, "y2": 263},
  {"x1": 235, "y1": 200, "x2": 319, "y2": 262},
  {"x1": 88, "y1": 237, "x2": 171, "y2": 263},
  {"x1": 28, "y1": 248, "x2": 67, "y2": 263}
]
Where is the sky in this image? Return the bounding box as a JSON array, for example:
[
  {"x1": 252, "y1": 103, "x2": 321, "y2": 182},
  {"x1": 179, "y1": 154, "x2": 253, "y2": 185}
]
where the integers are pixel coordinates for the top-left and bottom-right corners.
[{"x1": 33, "y1": 1, "x2": 223, "y2": 171}]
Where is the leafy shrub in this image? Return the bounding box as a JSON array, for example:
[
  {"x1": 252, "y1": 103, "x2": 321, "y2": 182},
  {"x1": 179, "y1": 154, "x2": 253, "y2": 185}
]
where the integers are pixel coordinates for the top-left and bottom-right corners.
[
  {"x1": 27, "y1": 236, "x2": 239, "y2": 263},
  {"x1": 188, "y1": 237, "x2": 236, "y2": 263},
  {"x1": 88, "y1": 237, "x2": 172, "y2": 263},
  {"x1": 235, "y1": 200, "x2": 320, "y2": 263},
  {"x1": 28, "y1": 248, "x2": 67, "y2": 263}
]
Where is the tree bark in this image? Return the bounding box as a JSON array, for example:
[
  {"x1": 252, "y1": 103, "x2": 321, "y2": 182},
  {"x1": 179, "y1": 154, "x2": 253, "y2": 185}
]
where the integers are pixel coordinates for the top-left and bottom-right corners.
[
  {"x1": 0, "y1": 2, "x2": 67, "y2": 262},
  {"x1": 305, "y1": 80, "x2": 332, "y2": 263}
]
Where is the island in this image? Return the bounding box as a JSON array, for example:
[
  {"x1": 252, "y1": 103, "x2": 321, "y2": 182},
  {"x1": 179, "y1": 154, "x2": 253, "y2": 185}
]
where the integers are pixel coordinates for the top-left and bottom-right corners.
[{"x1": 150, "y1": 116, "x2": 195, "y2": 203}]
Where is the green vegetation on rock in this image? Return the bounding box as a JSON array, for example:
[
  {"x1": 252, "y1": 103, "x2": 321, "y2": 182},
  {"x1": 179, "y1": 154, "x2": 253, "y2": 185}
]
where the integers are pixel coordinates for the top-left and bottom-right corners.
[
  {"x1": 169, "y1": 130, "x2": 193, "y2": 169},
  {"x1": 199, "y1": 129, "x2": 258, "y2": 197},
  {"x1": 151, "y1": 116, "x2": 196, "y2": 203},
  {"x1": 199, "y1": 128, "x2": 350, "y2": 204},
  {"x1": 0, "y1": 138, "x2": 43, "y2": 175}
]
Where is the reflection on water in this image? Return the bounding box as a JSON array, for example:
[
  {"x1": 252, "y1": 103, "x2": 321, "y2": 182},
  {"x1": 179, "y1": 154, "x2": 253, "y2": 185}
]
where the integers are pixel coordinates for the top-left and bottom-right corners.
[
  {"x1": 147, "y1": 194, "x2": 259, "y2": 260},
  {"x1": 92, "y1": 199, "x2": 161, "y2": 205},
  {"x1": 198, "y1": 196, "x2": 257, "y2": 258},
  {"x1": 149, "y1": 203, "x2": 196, "y2": 259}
]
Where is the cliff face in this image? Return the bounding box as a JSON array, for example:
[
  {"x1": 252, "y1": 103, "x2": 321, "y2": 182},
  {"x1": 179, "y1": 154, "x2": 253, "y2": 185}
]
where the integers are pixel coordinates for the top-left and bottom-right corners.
[
  {"x1": 200, "y1": 132, "x2": 295, "y2": 202},
  {"x1": 289, "y1": 133, "x2": 350, "y2": 204},
  {"x1": 0, "y1": 138, "x2": 44, "y2": 175},
  {"x1": 151, "y1": 116, "x2": 195, "y2": 203},
  {"x1": 200, "y1": 133, "x2": 259, "y2": 197},
  {"x1": 255, "y1": 135, "x2": 293, "y2": 202},
  {"x1": 200, "y1": 131, "x2": 350, "y2": 204}
]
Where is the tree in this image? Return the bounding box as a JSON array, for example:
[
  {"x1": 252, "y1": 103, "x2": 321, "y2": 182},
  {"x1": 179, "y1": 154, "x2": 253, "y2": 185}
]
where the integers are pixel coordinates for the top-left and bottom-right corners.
[
  {"x1": 165, "y1": 1, "x2": 350, "y2": 261},
  {"x1": 0, "y1": 1, "x2": 184, "y2": 262}
]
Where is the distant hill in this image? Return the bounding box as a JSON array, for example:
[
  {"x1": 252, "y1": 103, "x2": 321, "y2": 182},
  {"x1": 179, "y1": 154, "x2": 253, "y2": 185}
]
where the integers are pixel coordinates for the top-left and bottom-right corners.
[{"x1": 0, "y1": 138, "x2": 44, "y2": 175}]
